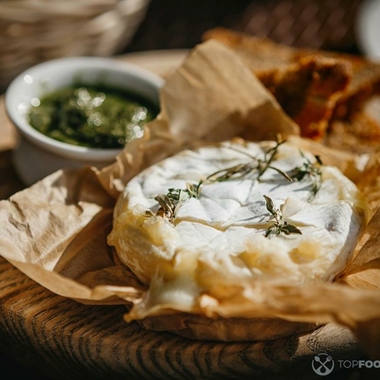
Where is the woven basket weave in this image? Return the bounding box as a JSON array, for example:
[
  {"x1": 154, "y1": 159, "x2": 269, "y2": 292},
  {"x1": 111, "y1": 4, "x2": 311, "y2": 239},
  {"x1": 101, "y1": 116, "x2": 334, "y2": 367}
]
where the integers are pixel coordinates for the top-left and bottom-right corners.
[{"x1": 0, "y1": 0, "x2": 150, "y2": 92}]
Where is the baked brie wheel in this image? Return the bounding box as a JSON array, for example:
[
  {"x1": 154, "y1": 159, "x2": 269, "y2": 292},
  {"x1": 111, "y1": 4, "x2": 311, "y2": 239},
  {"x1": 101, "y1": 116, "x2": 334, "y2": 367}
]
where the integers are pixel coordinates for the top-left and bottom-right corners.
[{"x1": 108, "y1": 138, "x2": 368, "y2": 341}]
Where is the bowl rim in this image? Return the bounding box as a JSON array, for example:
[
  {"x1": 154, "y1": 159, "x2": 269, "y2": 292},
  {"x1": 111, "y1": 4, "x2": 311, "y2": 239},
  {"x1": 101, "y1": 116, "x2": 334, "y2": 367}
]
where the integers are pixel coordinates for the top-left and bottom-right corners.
[{"x1": 5, "y1": 56, "x2": 164, "y2": 162}]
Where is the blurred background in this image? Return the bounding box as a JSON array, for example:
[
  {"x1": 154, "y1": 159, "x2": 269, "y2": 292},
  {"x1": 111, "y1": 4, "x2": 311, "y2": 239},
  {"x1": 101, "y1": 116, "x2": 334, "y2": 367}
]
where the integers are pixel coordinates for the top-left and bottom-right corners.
[
  {"x1": 0, "y1": 1, "x2": 377, "y2": 379},
  {"x1": 0, "y1": 0, "x2": 373, "y2": 93},
  {"x1": 125, "y1": 0, "x2": 363, "y2": 53}
]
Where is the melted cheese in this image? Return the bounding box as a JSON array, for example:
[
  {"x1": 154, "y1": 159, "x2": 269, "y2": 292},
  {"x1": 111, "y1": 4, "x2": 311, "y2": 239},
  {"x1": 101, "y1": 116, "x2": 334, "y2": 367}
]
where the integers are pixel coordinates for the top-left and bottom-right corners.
[{"x1": 108, "y1": 140, "x2": 368, "y2": 318}]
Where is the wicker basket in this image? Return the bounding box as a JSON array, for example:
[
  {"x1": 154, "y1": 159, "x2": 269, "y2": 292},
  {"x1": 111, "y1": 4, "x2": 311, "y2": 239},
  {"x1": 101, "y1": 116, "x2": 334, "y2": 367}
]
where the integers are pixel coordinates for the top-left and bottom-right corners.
[{"x1": 0, "y1": 0, "x2": 151, "y2": 92}]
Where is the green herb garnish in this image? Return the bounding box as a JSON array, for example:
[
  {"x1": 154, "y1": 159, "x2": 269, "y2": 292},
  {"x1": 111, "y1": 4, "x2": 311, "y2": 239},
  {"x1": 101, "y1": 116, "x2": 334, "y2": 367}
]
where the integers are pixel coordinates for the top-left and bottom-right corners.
[
  {"x1": 204, "y1": 137, "x2": 292, "y2": 184},
  {"x1": 152, "y1": 183, "x2": 200, "y2": 222},
  {"x1": 148, "y1": 139, "x2": 324, "y2": 225},
  {"x1": 289, "y1": 151, "x2": 323, "y2": 199},
  {"x1": 151, "y1": 138, "x2": 290, "y2": 220},
  {"x1": 263, "y1": 195, "x2": 302, "y2": 238}
]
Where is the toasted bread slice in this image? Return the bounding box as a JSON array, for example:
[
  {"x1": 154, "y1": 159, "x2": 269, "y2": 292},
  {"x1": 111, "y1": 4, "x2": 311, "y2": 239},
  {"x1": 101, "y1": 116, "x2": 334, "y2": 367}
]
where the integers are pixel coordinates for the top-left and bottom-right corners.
[{"x1": 202, "y1": 28, "x2": 380, "y2": 144}]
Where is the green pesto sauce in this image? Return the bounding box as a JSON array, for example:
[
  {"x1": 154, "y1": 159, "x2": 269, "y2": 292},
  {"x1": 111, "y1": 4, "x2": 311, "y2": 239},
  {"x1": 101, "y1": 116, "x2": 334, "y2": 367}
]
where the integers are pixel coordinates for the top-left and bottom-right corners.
[{"x1": 27, "y1": 84, "x2": 159, "y2": 149}]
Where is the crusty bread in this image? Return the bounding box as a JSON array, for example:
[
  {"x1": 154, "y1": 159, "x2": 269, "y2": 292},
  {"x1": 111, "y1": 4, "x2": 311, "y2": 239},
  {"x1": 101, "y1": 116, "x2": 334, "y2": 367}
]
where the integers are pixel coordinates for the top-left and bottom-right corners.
[
  {"x1": 202, "y1": 27, "x2": 297, "y2": 81},
  {"x1": 202, "y1": 28, "x2": 380, "y2": 150}
]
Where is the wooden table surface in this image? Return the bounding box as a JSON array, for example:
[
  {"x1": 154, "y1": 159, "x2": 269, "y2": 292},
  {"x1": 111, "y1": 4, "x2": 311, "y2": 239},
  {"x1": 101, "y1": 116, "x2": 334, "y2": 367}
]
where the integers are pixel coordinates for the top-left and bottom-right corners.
[
  {"x1": 0, "y1": 50, "x2": 376, "y2": 380},
  {"x1": 0, "y1": 2, "x2": 375, "y2": 377},
  {"x1": 0, "y1": 254, "x2": 369, "y2": 380}
]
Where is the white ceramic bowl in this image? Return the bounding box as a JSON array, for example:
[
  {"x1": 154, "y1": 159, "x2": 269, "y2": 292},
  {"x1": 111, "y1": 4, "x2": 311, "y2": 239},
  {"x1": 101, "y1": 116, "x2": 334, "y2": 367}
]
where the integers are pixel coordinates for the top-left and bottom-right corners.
[{"x1": 5, "y1": 56, "x2": 164, "y2": 185}]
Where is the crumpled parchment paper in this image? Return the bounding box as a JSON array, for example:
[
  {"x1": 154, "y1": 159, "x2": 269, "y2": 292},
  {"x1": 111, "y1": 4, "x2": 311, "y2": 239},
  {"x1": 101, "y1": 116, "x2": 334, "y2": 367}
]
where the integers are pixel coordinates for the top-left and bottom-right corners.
[{"x1": 1, "y1": 40, "x2": 380, "y2": 357}]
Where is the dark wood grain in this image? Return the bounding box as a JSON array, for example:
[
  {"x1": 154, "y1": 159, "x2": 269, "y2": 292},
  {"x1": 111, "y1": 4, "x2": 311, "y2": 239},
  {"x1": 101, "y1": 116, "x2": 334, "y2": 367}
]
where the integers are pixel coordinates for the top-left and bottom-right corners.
[{"x1": 0, "y1": 255, "x2": 370, "y2": 380}]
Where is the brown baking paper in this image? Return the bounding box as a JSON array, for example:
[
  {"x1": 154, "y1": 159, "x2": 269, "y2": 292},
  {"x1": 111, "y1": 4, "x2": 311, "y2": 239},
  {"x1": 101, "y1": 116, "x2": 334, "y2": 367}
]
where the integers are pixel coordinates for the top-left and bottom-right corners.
[{"x1": 1, "y1": 40, "x2": 380, "y2": 357}]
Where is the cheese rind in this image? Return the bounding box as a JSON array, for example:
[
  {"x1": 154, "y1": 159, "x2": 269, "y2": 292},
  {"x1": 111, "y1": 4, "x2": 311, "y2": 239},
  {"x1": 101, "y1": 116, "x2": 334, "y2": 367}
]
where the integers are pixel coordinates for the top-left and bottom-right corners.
[{"x1": 108, "y1": 140, "x2": 367, "y2": 319}]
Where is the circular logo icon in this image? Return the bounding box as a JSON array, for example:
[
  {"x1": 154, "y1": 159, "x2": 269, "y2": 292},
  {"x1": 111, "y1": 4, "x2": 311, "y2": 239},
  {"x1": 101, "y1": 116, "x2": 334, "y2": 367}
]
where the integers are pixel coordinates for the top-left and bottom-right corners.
[{"x1": 312, "y1": 353, "x2": 335, "y2": 376}]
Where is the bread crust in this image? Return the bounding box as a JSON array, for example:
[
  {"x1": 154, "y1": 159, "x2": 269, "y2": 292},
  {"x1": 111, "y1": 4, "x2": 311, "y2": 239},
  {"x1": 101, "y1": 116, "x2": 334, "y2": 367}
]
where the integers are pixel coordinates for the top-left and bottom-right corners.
[{"x1": 203, "y1": 28, "x2": 380, "y2": 149}]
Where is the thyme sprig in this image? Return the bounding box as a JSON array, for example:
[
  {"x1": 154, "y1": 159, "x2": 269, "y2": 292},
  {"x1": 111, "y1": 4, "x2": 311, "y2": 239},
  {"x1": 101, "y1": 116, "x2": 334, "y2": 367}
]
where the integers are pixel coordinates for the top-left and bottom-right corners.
[
  {"x1": 148, "y1": 140, "x2": 323, "y2": 225},
  {"x1": 151, "y1": 138, "x2": 289, "y2": 220},
  {"x1": 263, "y1": 195, "x2": 302, "y2": 238},
  {"x1": 288, "y1": 152, "x2": 323, "y2": 199},
  {"x1": 205, "y1": 138, "x2": 292, "y2": 184},
  {"x1": 151, "y1": 183, "x2": 201, "y2": 222}
]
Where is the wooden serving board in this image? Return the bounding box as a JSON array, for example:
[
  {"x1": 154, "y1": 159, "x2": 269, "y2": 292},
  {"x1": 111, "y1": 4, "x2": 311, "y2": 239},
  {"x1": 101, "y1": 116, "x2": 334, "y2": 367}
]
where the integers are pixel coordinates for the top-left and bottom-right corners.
[{"x1": 0, "y1": 51, "x2": 367, "y2": 380}]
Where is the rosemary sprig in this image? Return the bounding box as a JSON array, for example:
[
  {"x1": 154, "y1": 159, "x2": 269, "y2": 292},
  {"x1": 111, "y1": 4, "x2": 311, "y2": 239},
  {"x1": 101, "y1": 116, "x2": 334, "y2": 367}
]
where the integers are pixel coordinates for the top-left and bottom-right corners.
[{"x1": 263, "y1": 195, "x2": 302, "y2": 238}]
